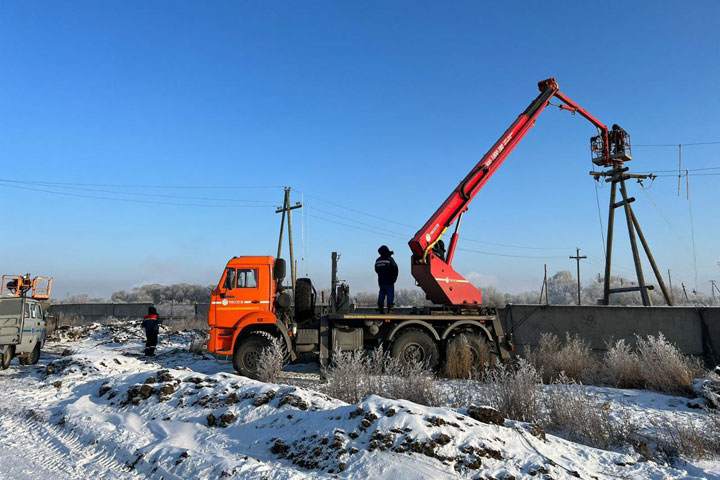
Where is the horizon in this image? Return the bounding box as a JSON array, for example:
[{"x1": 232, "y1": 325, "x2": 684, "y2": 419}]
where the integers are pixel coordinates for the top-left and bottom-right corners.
[{"x1": 1, "y1": 1, "x2": 718, "y2": 299}]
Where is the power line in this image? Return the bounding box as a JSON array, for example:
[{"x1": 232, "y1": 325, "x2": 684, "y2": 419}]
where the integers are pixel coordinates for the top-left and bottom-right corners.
[
  {"x1": 303, "y1": 191, "x2": 569, "y2": 251},
  {"x1": 0, "y1": 178, "x2": 284, "y2": 190},
  {"x1": 634, "y1": 141, "x2": 720, "y2": 147},
  {"x1": 0, "y1": 179, "x2": 278, "y2": 204},
  {"x1": 308, "y1": 213, "x2": 407, "y2": 241},
  {"x1": 456, "y1": 247, "x2": 567, "y2": 259},
  {"x1": 300, "y1": 191, "x2": 416, "y2": 228},
  {"x1": 634, "y1": 166, "x2": 720, "y2": 174},
  {"x1": 0, "y1": 182, "x2": 274, "y2": 208}
]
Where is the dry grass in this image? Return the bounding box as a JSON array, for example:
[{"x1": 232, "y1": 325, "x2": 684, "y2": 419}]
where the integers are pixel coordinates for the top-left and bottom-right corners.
[
  {"x1": 648, "y1": 413, "x2": 720, "y2": 461},
  {"x1": 322, "y1": 346, "x2": 442, "y2": 406},
  {"x1": 443, "y1": 334, "x2": 475, "y2": 380},
  {"x1": 543, "y1": 374, "x2": 636, "y2": 450},
  {"x1": 523, "y1": 333, "x2": 706, "y2": 394},
  {"x1": 525, "y1": 333, "x2": 598, "y2": 384}
]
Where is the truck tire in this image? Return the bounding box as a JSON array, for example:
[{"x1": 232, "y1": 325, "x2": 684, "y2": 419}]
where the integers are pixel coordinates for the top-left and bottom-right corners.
[
  {"x1": 390, "y1": 329, "x2": 439, "y2": 370},
  {"x1": 19, "y1": 343, "x2": 41, "y2": 366},
  {"x1": 233, "y1": 332, "x2": 272, "y2": 379},
  {"x1": 446, "y1": 333, "x2": 498, "y2": 372},
  {"x1": 1, "y1": 346, "x2": 14, "y2": 370}
]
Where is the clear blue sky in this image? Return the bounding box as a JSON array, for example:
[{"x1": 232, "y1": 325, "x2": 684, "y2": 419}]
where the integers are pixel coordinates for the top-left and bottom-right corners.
[{"x1": 1, "y1": 1, "x2": 718, "y2": 298}]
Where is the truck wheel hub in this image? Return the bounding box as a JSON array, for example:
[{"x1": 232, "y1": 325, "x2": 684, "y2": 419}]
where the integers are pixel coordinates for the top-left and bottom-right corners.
[{"x1": 401, "y1": 342, "x2": 426, "y2": 362}]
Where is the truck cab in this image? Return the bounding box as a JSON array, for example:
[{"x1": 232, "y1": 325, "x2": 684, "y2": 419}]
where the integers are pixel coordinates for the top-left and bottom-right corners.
[{"x1": 207, "y1": 256, "x2": 294, "y2": 376}]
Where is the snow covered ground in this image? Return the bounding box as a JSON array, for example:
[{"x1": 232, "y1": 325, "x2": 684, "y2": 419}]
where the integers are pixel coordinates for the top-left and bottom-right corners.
[{"x1": 0, "y1": 322, "x2": 718, "y2": 479}]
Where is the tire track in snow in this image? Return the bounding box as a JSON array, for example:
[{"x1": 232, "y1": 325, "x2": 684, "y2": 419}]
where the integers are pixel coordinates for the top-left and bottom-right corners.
[{"x1": 0, "y1": 407, "x2": 140, "y2": 479}]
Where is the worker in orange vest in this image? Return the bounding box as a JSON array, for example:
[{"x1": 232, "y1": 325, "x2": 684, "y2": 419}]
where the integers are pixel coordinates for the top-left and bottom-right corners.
[{"x1": 142, "y1": 306, "x2": 161, "y2": 356}]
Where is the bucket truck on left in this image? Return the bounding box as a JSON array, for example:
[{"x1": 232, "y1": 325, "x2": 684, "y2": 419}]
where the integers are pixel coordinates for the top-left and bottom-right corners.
[{"x1": 0, "y1": 274, "x2": 53, "y2": 369}]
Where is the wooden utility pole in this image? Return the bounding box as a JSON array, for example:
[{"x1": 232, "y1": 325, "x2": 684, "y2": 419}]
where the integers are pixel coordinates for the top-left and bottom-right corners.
[
  {"x1": 591, "y1": 167, "x2": 672, "y2": 306},
  {"x1": 569, "y1": 248, "x2": 587, "y2": 305},
  {"x1": 538, "y1": 263, "x2": 550, "y2": 305},
  {"x1": 275, "y1": 187, "x2": 302, "y2": 290}
]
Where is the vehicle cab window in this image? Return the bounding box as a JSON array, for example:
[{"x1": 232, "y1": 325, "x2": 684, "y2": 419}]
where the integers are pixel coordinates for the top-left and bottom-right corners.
[
  {"x1": 31, "y1": 304, "x2": 37, "y2": 318},
  {"x1": 24, "y1": 303, "x2": 30, "y2": 318},
  {"x1": 236, "y1": 269, "x2": 257, "y2": 288}
]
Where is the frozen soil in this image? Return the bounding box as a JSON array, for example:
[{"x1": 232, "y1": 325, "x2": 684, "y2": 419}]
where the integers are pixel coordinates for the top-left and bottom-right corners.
[{"x1": 0, "y1": 321, "x2": 717, "y2": 479}]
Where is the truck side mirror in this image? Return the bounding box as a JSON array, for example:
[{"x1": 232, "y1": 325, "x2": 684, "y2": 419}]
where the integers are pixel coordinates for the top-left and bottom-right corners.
[{"x1": 274, "y1": 259, "x2": 286, "y2": 282}]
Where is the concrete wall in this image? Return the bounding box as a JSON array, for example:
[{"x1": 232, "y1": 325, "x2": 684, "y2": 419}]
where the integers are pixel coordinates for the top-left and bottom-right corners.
[
  {"x1": 500, "y1": 304, "x2": 720, "y2": 365},
  {"x1": 49, "y1": 303, "x2": 153, "y2": 323},
  {"x1": 48, "y1": 303, "x2": 210, "y2": 331}
]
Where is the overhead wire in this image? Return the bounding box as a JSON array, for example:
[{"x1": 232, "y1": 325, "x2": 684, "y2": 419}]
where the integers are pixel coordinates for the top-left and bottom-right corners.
[
  {"x1": 0, "y1": 179, "x2": 278, "y2": 204},
  {"x1": 299, "y1": 190, "x2": 570, "y2": 251},
  {"x1": 0, "y1": 181, "x2": 274, "y2": 208},
  {"x1": 634, "y1": 141, "x2": 720, "y2": 147},
  {"x1": 0, "y1": 178, "x2": 284, "y2": 190}
]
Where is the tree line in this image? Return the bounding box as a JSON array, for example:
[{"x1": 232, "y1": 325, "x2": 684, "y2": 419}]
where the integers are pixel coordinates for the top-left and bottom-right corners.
[{"x1": 54, "y1": 271, "x2": 716, "y2": 307}]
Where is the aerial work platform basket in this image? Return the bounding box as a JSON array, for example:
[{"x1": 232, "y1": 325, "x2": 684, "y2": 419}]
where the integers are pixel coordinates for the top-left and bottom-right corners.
[{"x1": 1, "y1": 274, "x2": 53, "y2": 299}]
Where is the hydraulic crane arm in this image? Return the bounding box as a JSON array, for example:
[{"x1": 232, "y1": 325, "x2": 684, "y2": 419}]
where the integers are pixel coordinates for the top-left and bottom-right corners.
[{"x1": 410, "y1": 77, "x2": 626, "y2": 306}]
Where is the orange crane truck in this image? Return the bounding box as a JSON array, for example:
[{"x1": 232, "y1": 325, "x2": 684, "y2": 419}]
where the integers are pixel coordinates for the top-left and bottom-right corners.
[{"x1": 207, "y1": 78, "x2": 631, "y2": 378}]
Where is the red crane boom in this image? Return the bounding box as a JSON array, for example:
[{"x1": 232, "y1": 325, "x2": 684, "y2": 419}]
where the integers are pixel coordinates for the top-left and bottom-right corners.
[{"x1": 409, "y1": 77, "x2": 630, "y2": 306}]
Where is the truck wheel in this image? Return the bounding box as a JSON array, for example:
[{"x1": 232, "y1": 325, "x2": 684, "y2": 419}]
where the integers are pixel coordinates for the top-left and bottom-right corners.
[
  {"x1": 446, "y1": 333, "x2": 498, "y2": 372},
  {"x1": 20, "y1": 343, "x2": 41, "y2": 366},
  {"x1": 233, "y1": 332, "x2": 272, "y2": 379},
  {"x1": 390, "y1": 329, "x2": 439, "y2": 370},
  {"x1": 1, "y1": 346, "x2": 14, "y2": 370}
]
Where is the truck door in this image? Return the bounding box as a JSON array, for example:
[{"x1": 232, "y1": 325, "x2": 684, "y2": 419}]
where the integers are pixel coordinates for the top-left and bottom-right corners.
[{"x1": 0, "y1": 298, "x2": 22, "y2": 346}]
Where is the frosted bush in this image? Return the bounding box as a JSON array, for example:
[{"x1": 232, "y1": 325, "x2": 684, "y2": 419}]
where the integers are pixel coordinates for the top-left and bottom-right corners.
[
  {"x1": 525, "y1": 333, "x2": 598, "y2": 383},
  {"x1": 635, "y1": 333, "x2": 702, "y2": 394},
  {"x1": 256, "y1": 336, "x2": 286, "y2": 384},
  {"x1": 322, "y1": 346, "x2": 441, "y2": 406},
  {"x1": 603, "y1": 339, "x2": 643, "y2": 388},
  {"x1": 481, "y1": 359, "x2": 541, "y2": 423}
]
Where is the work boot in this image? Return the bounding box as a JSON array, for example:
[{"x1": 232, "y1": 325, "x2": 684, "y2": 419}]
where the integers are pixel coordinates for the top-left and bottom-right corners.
[
  {"x1": 377, "y1": 303, "x2": 384, "y2": 314},
  {"x1": 387, "y1": 303, "x2": 394, "y2": 314}
]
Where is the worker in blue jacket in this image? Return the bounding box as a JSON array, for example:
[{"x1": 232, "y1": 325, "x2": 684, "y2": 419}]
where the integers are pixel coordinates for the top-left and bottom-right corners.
[
  {"x1": 375, "y1": 245, "x2": 399, "y2": 314},
  {"x1": 142, "y1": 306, "x2": 161, "y2": 356}
]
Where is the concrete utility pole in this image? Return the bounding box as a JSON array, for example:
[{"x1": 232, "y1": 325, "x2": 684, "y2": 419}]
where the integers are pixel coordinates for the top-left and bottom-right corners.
[
  {"x1": 276, "y1": 187, "x2": 303, "y2": 290},
  {"x1": 667, "y1": 269, "x2": 674, "y2": 305},
  {"x1": 570, "y1": 248, "x2": 587, "y2": 305},
  {"x1": 711, "y1": 280, "x2": 719, "y2": 305}
]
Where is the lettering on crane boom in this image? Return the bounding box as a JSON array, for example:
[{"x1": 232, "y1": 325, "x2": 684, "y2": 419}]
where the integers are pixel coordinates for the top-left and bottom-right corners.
[{"x1": 486, "y1": 133, "x2": 514, "y2": 167}]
